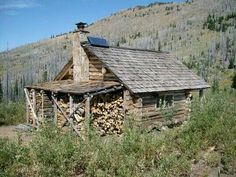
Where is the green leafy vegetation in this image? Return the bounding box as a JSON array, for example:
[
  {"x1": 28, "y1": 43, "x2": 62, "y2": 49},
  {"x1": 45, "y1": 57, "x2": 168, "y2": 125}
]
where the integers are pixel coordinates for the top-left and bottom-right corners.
[
  {"x1": 0, "y1": 90, "x2": 235, "y2": 176},
  {"x1": 0, "y1": 102, "x2": 25, "y2": 126}
]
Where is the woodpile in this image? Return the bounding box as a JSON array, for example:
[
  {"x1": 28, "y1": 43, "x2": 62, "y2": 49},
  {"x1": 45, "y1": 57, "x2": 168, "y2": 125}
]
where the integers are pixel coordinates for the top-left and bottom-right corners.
[
  {"x1": 91, "y1": 92, "x2": 124, "y2": 136},
  {"x1": 57, "y1": 97, "x2": 86, "y2": 133},
  {"x1": 57, "y1": 98, "x2": 69, "y2": 127},
  {"x1": 27, "y1": 88, "x2": 125, "y2": 136},
  {"x1": 72, "y1": 104, "x2": 85, "y2": 133},
  {"x1": 36, "y1": 91, "x2": 53, "y2": 123}
]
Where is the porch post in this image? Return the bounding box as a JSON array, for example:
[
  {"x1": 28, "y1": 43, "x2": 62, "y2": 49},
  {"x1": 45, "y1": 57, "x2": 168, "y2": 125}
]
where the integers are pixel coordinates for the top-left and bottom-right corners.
[
  {"x1": 40, "y1": 90, "x2": 44, "y2": 124},
  {"x1": 25, "y1": 88, "x2": 29, "y2": 124},
  {"x1": 32, "y1": 89, "x2": 36, "y2": 127},
  {"x1": 52, "y1": 92, "x2": 58, "y2": 124},
  {"x1": 85, "y1": 96, "x2": 91, "y2": 118}
]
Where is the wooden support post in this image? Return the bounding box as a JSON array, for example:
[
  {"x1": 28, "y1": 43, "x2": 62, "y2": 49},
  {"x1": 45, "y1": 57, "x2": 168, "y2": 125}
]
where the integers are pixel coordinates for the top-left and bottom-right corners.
[
  {"x1": 24, "y1": 88, "x2": 39, "y2": 129},
  {"x1": 52, "y1": 92, "x2": 58, "y2": 124},
  {"x1": 51, "y1": 96, "x2": 80, "y2": 136},
  {"x1": 25, "y1": 89, "x2": 29, "y2": 124},
  {"x1": 186, "y1": 92, "x2": 192, "y2": 118},
  {"x1": 85, "y1": 96, "x2": 91, "y2": 118},
  {"x1": 40, "y1": 90, "x2": 44, "y2": 124},
  {"x1": 32, "y1": 89, "x2": 36, "y2": 127},
  {"x1": 135, "y1": 97, "x2": 143, "y2": 120},
  {"x1": 60, "y1": 98, "x2": 87, "y2": 128},
  {"x1": 69, "y1": 94, "x2": 73, "y2": 115}
]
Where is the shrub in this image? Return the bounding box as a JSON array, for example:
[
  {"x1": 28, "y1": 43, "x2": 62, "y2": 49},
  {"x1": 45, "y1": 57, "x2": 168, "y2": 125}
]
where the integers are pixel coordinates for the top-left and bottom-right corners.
[
  {"x1": 0, "y1": 102, "x2": 25, "y2": 126},
  {"x1": 0, "y1": 91, "x2": 235, "y2": 176}
]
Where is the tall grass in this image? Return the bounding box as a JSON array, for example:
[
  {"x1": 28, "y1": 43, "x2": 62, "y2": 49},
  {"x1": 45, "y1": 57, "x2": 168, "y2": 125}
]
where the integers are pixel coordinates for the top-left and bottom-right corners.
[
  {"x1": 0, "y1": 102, "x2": 25, "y2": 126},
  {"x1": 0, "y1": 90, "x2": 236, "y2": 176}
]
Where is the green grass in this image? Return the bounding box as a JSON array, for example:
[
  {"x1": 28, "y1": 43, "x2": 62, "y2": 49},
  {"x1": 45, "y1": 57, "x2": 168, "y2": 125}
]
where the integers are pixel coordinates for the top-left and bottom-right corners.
[
  {"x1": 0, "y1": 102, "x2": 25, "y2": 126},
  {"x1": 0, "y1": 90, "x2": 236, "y2": 176}
]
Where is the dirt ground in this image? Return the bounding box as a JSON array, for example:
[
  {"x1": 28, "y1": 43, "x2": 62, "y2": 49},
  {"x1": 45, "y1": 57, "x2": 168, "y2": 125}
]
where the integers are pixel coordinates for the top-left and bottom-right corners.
[{"x1": 0, "y1": 125, "x2": 34, "y2": 143}]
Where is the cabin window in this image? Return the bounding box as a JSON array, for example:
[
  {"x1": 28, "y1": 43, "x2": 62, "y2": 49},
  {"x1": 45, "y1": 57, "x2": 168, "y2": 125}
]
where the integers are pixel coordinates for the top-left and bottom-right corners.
[
  {"x1": 142, "y1": 96, "x2": 157, "y2": 108},
  {"x1": 156, "y1": 95, "x2": 173, "y2": 108}
]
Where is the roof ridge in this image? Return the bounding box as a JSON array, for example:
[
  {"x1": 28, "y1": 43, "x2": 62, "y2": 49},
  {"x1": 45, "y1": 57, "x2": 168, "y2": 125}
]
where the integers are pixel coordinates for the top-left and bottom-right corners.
[
  {"x1": 109, "y1": 46, "x2": 169, "y2": 54},
  {"x1": 82, "y1": 44, "x2": 169, "y2": 54}
]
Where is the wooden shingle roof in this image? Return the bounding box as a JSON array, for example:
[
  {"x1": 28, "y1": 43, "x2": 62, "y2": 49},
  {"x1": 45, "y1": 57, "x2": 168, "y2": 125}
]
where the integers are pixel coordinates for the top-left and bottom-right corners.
[{"x1": 84, "y1": 45, "x2": 210, "y2": 93}]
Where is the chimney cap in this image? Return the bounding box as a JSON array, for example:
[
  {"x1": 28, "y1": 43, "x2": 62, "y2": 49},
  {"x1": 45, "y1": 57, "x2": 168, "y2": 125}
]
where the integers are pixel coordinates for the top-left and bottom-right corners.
[
  {"x1": 75, "y1": 22, "x2": 87, "y2": 29},
  {"x1": 75, "y1": 22, "x2": 89, "y2": 33}
]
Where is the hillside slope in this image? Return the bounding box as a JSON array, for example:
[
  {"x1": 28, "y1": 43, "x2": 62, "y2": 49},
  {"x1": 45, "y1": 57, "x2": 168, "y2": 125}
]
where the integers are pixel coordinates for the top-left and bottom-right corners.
[{"x1": 0, "y1": 0, "x2": 235, "y2": 101}]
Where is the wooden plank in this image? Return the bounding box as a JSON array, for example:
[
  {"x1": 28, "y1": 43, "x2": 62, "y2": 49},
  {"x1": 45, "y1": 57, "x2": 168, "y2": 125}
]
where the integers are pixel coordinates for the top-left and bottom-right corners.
[
  {"x1": 52, "y1": 93, "x2": 58, "y2": 124},
  {"x1": 26, "y1": 94, "x2": 29, "y2": 124},
  {"x1": 51, "y1": 95, "x2": 80, "y2": 136},
  {"x1": 85, "y1": 96, "x2": 91, "y2": 118},
  {"x1": 54, "y1": 58, "x2": 73, "y2": 81},
  {"x1": 69, "y1": 94, "x2": 73, "y2": 115},
  {"x1": 24, "y1": 88, "x2": 39, "y2": 128},
  {"x1": 41, "y1": 90, "x2": 44, "y2": 124},
  {"x1": 32, "y1": 89, "x2": 36, "y2": 127}
]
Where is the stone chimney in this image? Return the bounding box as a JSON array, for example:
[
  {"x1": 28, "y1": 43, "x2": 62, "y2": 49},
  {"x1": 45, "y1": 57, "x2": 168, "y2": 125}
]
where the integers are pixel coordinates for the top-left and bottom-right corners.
[{"x1": 72, "y1": 22, "x2": 89, "y2": 83}]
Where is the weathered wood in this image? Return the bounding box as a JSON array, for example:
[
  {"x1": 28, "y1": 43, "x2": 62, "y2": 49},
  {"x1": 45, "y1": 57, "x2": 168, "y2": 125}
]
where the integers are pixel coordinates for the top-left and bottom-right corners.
[
  {"x1": 60, "y1": 98, "x2": 87, "y2": 128},
  {"x1": 85, "y1": 96, "x2": 91, "y2": 118},
  {"x1": 54, "y1": 58, "x2": 73, "y2": 81},
  {"x1": 91, "y1": 92, "x2": 124, "y2": 135},
  {"x1": 24, "y1": 88, "x2": 39, "y2": 128},
  {"x1": 51, "y1": 93, "x2": 58, "y2": 124},
  {"x1": 41, "y1": 90, "x2": 44, "y2": 124},
  {"x1": 26, "y1": 96, "x2": 29, "y2": 124},
  {"x1": 51, "y1": 95, "x2": 80, "y2": 136},
  {"x1": 32, "y1": 89, "x2": 36, "y2": 127},
  {"x1": 69, "y1": 94, "x2": 73, "y2": 115},
  {"x1": 89, "y1": 85, "x2": 123, "y2": 97}
]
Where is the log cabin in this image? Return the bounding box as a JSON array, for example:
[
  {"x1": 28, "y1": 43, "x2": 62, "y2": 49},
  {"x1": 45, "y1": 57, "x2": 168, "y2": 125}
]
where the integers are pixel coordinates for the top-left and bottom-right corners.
[{"x1": 24, "y1": 23, "x2": 210, "y2": 136}]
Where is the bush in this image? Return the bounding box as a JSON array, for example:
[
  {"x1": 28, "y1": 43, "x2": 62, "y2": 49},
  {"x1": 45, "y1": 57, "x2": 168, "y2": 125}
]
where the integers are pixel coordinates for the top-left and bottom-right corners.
[
  {"x1": 0, "y1": 91, "x2": 235, "y2": 176},
  {"x1": 0, "y1": 102, "x2": 25, "y2": 126}
]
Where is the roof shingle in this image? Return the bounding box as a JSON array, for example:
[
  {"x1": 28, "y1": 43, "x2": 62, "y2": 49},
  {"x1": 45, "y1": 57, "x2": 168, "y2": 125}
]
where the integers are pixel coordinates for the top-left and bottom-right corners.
[{"x1": 84, "y1": 45, "x2": 210, "y2": 93}]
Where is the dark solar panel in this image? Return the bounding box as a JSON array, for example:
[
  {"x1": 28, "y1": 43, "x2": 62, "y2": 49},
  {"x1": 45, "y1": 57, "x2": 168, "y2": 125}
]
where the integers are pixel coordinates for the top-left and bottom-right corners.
[{"x1": 87, "y1": 36, "x2": 109, "y2": 48}]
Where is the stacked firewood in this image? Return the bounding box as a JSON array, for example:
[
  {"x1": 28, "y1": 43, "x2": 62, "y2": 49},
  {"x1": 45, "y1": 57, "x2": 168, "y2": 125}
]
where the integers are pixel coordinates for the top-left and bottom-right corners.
[
  {"x1": 36, "y1": 92, "x2": 53, "y2": 122},
  {"x1": 57, "y1": 98, "x2": 86, "y2": 131},
  {"x1": 72, "y1": 104, "x2": 85, "y2": 132},
  {"x1": 91, "y1": 93, "x2": 124, "y2": 135},
  {"x1": 57, "y1": 99, "x2": 69, "y2": 127}
]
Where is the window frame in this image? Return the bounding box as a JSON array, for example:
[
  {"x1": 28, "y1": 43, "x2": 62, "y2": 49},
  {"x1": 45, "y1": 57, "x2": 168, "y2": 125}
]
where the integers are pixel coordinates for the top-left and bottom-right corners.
[{"x1": 156, "y1": 94, "x2": 174, "y2": 109}]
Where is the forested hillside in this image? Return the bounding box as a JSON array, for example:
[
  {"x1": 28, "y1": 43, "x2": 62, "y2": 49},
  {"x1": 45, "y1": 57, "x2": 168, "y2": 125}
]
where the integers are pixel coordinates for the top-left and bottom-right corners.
[
  {"x1": 0, "y1": 0, "x2": 236, "y2": 101},
  {"x1": 0, "y1": 35, "x2": 72, "y2": 101}
]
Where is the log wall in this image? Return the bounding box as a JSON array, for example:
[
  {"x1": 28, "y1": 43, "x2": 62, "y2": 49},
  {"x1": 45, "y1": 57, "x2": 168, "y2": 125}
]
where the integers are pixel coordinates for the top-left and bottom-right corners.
[
  {"x1": 140, "y1": 91, "x2": 190, "y2": 129},
  {"x1": 123, "y1": 90, "x2": 142, "y2": 119},
  {"x1": 89, "y1": 55, "x2": 118, "y2": 82}
]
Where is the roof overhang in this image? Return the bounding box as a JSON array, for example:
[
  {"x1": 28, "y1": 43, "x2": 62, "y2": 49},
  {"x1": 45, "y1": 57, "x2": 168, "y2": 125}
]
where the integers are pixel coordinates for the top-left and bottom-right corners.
[{"x1": 25, "y1": 80, "x2": 123, "y2": 96}]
